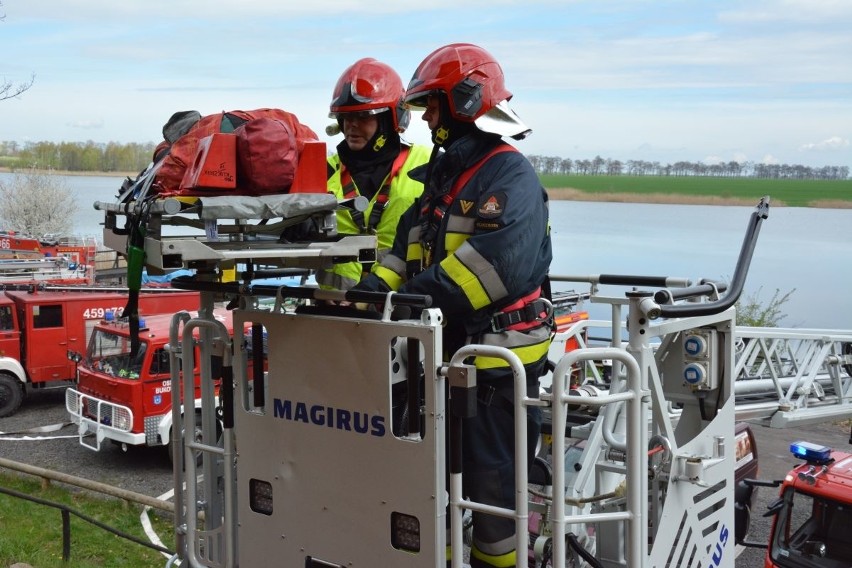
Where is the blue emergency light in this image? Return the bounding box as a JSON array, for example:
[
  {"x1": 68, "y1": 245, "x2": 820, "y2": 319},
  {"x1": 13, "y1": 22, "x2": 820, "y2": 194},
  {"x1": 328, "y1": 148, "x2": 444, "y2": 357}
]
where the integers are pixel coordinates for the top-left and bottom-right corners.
[{"x1": 790, "y1": 441, "x2": 832, "y2": 464}]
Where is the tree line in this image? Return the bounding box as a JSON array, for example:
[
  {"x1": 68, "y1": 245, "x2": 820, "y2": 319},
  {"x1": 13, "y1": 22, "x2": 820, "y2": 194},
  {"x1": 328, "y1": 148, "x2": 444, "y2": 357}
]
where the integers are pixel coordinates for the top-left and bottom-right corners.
[
  {"x1": 0, "y1": 140, "x2": 156, "y2": 173},
  {"x1": 1, "y1": 140, "x2": 849, "y2": 181},
  {"x1": 527, "y1": 155, "x2": 849, "y2": 180}
]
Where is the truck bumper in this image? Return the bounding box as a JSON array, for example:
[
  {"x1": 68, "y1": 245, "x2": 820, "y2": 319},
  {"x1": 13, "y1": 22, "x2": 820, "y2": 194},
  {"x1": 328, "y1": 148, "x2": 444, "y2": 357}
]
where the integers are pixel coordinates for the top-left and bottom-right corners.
[{"x1": 65, "y1": 388, "x2": 146, "y2": 451}]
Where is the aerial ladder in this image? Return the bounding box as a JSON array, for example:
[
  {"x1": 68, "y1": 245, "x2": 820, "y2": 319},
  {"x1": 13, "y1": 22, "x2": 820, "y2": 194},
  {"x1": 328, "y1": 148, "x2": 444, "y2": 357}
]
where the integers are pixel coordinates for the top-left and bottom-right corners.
[
  {"x1": 95, "y1": 172, "x2": 851, "y2": 568},
  {"x1": 549, "y1": 285, "x2": 852, "y2": 431}
]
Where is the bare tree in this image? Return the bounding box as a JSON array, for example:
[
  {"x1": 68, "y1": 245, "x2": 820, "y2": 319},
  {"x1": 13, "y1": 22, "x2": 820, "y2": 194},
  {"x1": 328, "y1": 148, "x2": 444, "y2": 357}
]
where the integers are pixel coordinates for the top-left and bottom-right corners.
[
  {"x1": 1, "y1": 3, "x2": 36, "y2": 101},
  {"x1": 1, "y1": 72, "x2": 35, "y2": 101},
  {"x1": 736, "y1": 287, "x2": 796, "y2": 327},
  {"x1": 0, "y1": 168, "x2": 78, "y2": 235}
]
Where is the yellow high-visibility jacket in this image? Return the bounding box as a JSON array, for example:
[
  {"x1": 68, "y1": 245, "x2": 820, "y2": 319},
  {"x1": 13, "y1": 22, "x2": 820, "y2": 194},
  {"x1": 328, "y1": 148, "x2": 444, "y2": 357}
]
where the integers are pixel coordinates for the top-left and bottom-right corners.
[{"x1": 318, "y1": 143, "x2": 430, "y2": 290}]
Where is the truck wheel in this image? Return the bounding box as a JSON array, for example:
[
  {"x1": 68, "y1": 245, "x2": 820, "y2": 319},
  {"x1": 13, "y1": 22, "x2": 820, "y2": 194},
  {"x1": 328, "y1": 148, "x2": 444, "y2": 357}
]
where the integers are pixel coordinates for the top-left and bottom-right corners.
[{"x1": 0, "y1": 373, "x2": 24, "y2": 418}]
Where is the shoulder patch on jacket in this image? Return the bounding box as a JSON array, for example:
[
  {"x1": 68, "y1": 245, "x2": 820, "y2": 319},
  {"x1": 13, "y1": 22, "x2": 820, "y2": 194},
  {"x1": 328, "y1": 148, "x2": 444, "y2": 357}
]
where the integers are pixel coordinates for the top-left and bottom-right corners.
[{"x1": 477, "y1": 192, "x2": 506, "y2": 219}]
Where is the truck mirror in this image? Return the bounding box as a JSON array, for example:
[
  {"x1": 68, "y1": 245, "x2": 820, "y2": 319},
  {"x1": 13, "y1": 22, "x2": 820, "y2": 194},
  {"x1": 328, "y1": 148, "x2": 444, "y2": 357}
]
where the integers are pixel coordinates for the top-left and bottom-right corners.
[{"x1": 67, "y1": 350, "x2": 82, "y2": 363}]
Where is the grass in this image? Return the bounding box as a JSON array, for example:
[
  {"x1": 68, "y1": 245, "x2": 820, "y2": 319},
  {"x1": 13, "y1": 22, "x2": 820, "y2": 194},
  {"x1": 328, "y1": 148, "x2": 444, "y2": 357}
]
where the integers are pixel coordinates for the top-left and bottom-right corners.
[
  {"x1": 540, "y1": 174, "x2": 852, "y2": 208},
  {"x1": 0, "y1": 471, "x2": 173, "y2": 568}
]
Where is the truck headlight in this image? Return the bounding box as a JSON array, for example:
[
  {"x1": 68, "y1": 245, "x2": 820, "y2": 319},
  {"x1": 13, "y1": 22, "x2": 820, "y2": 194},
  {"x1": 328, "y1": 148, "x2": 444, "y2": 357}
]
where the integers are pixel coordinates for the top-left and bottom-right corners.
[{"x1": 113, "y1": 408, "x2": 131, "y2": 431}]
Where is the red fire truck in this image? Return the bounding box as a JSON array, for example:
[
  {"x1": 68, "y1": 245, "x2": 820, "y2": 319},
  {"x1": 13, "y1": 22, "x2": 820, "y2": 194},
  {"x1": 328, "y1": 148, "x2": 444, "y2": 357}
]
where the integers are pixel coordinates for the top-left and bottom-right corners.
[
  {"x1": 758, "y1": 441, "x2": 852, "y2": 567},
  {"x1": 0, "y1": 287, "x2": 199, "y2": 417},
  {"x1": 66, "y1": 307, "x2": 240, "y2": 459}
]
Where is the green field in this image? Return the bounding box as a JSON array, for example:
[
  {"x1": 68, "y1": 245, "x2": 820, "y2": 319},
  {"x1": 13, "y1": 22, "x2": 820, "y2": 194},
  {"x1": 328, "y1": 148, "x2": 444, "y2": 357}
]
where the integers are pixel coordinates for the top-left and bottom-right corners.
[{"x1": 540, "y1": 174, "x2": 852, "y2": 208}]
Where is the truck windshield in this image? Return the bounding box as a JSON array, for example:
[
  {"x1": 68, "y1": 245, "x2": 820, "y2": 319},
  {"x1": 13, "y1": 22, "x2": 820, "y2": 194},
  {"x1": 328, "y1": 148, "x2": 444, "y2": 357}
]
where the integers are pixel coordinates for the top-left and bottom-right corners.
[
  {"x1": 769, "y1": 486, "x2": 852, "y2": 567},
  {"x1": 85, "y1": 328, "x2": 147, "y2": 380}
]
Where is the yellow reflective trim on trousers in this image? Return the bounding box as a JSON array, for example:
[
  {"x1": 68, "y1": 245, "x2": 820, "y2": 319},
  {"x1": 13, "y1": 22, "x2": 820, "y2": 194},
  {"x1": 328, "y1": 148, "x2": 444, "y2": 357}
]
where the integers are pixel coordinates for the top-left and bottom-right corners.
[
  {"x1": 471, "y1": 546, "x2": 516, "y2": 567},
  {"x1": 473, "y1": 337, "x2": 551, "y2": 369},
  {"x1": 374, "y1": 265, "x2": 403, "y2": 291},
  {"x1": 441, "y1": 254, "x2": 490, "y2": 310}
]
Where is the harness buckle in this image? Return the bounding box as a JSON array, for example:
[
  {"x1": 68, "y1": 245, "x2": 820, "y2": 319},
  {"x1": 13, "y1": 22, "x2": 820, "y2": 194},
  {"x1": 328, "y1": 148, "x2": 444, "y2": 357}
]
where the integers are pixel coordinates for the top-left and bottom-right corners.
[{"x1": 490, "y1": 298, "x2": 553, "y2": 333}]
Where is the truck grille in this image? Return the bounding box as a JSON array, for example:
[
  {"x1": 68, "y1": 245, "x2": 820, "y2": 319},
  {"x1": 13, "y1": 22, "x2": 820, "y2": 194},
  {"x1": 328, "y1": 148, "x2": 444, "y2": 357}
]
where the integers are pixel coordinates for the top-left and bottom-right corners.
[
  {"x1": 84, "y1": 398, "x2": 98, "y2": 419},
  {"x1": 65, "y1": 388, "x2": 133, "y2": 434}
]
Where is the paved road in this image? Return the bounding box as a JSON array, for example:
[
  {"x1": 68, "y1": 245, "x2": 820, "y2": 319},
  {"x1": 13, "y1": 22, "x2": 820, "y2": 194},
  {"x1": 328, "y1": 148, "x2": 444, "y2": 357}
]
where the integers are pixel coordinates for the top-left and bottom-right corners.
[{"x1": 2, "y1": 387, "x2": 851, "y2": 566}]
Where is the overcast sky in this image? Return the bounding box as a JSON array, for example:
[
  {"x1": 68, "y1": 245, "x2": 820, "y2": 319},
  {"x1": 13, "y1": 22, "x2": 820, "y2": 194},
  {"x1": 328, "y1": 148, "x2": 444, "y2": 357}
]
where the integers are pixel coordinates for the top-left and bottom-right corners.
[{"x1": 2, "y1": 0, "x2": 850, "y2": 169}]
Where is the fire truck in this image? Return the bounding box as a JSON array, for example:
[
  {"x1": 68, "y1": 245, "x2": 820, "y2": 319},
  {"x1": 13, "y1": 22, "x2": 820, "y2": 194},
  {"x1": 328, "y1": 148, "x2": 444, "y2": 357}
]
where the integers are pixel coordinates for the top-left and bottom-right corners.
[
  {"x1": 93, "y1": 127, "x2": 852, "y2": 567},
  {"x1": 735, "y1": 441, "x2": 852, "y2": 567},
  {"x1": 0, "y1": 231, "x2": 98, "y2": 286},
  {"x1": 65, "y1": 307, "x2": 234, "y2": 458},
  {"x1": 0, "y1": 287, "x2": 199, "y2": 417}
]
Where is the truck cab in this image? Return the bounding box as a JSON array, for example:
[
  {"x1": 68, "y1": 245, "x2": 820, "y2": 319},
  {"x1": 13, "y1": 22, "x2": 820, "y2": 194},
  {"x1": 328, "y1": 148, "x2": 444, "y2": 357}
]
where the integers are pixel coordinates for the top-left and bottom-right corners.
[
  {"x1": 66, "y1": 308, "x2": 232, "y2": 455},
  {"x1": 0, "y1": 288, "x2": 200, "y2": 417},
  {"x1": 762, "y1": 441, "x2": 852, "y2": 567}
]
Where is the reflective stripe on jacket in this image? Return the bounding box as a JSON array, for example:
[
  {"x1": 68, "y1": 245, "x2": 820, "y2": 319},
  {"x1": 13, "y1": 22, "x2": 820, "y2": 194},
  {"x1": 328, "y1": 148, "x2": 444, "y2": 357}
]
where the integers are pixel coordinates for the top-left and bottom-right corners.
[
  {"x1": 364, "y1": 134, "x2": 553, "y2": 373},
  {"x1": 317, "y1": 143, "x2": 430, "y2": 290}
]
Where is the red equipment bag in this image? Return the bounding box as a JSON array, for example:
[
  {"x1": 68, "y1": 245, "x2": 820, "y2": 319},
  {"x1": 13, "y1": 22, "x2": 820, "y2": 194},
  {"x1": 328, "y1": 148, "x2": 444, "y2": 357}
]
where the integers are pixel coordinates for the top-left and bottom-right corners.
[
  {"x1": 152, "y1": 108, "x2": 319, "y2": 196},
  {"x1": 233, "y1": 117, "x2": 298, "y2": 195}
]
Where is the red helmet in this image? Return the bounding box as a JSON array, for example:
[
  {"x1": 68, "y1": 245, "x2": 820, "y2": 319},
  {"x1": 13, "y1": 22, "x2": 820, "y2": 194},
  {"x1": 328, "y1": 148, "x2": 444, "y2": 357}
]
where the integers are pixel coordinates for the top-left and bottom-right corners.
[
  {"x1": 404, "y1": 43, "x2": 512, "y2": 122},
  {"x1": 329, "y1": 58, "x2": 410, "y2": 132}
]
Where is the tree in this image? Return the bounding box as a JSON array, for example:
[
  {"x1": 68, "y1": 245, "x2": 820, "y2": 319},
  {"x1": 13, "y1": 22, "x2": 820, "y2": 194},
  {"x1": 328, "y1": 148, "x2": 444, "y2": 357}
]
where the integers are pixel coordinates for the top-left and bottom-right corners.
[
  {"x1": 0, "y1": 168, "x2": 78, "y2": 235},
  {"x1": 1, "y1": 4, "x2": 36, "y2": 101},
  {"x1": 1, "y1": 72, "x2": 34, "y2": 101},
  {"x1": 735, "y1": 287, "x2": 796, "y2": 327}
]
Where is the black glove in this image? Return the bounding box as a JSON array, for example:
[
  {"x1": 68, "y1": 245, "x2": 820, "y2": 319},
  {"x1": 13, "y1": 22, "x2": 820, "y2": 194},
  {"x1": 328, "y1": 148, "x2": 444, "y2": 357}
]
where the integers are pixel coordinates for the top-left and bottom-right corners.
[{"x1": 351, "y1": 273, "x2": 391, "y2": 294}]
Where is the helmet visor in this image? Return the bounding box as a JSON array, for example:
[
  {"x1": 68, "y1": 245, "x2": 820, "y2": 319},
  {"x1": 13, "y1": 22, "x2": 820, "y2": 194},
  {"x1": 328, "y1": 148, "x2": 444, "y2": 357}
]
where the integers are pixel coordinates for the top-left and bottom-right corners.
[
  {"x1": 404, "y1": 90, "x2": 438, "y2": 111},
  {"x1": 328, "y1": 107, "x2": 390, "y2": 120}
]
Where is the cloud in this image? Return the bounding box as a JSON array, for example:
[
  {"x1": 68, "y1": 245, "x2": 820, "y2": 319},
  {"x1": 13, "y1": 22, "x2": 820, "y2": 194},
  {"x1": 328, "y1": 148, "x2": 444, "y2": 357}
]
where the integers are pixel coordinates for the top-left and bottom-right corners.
[
  {"x1": 67, "y1": 119, "x2": 104, "y2": 130},
  {"x1": 720, "y1": 0, "x2": 852, "y2": 24},
  {"x1": 799, "y1": 136, "x2": 850, "y2": 151},
  {"x1": 12, "y1": 0, "x2": 566, "y2": 21},
  {"x1": 761, "y1": 154, "x2": 780, "y2": 165}
]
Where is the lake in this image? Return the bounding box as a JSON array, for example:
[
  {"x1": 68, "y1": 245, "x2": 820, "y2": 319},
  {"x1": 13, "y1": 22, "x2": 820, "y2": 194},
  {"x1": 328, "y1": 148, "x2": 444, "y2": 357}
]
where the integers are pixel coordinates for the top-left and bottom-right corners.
[{"x1": 2, "y1": 172, "x2": 850, "y2": 330}]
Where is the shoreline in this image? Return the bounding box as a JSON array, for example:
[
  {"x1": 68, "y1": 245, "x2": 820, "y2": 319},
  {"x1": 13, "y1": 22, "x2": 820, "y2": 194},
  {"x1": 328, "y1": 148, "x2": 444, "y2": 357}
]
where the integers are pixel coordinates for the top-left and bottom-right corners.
[
  {"x1": 3, "y1": 168, "x2": 848, "y2": 208},
  {"x1": 545, "y1": 188, "x2": 851, "y2": 209}
]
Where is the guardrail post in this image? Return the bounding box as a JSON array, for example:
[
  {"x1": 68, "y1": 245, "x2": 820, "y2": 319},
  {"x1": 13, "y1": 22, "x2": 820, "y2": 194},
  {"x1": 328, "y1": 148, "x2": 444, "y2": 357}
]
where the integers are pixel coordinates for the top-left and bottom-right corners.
[{"x1": 62, "y1": 508, "x2": 71, "y2": 561}]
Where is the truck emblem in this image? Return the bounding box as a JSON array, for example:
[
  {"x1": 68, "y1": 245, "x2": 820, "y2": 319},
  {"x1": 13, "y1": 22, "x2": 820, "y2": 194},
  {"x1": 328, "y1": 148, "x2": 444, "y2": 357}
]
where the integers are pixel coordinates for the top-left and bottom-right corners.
[{"x1": 273, "y1": 398, "x2": 386, "y2": 437}]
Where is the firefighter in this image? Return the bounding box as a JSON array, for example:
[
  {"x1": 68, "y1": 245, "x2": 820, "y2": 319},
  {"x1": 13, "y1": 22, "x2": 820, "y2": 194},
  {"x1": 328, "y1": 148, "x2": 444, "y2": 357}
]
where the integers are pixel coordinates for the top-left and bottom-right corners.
[
  {"x1": 355, "y1": 43, "x2": 553, "y2": 567},
  {"x1": 317, "y1": 58, "x2": 431, "y2": 290}
]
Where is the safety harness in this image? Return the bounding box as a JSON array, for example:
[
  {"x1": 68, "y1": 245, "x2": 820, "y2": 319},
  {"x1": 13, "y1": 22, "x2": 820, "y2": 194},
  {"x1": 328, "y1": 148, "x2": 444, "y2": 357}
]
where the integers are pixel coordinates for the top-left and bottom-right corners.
[
  {"x1": 419, "y1": 143, "x2": 517, "y2": 269},
  {"x1": 490, "y1": 287, "x2": 551, "y2": 333},
  {"x1": 415, "y1": 143, "x2": 551, "y2": 334},
  {"x1": 339, "y1": 146, "x2": 411, "y2": 233}
]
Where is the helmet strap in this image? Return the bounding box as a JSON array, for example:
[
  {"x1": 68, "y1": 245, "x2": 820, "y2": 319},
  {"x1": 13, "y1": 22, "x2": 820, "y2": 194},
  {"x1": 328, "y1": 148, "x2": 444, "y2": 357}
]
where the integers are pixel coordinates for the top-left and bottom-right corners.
[{"x1": 431, "y1": 93, "x2": 477, "y2": 147}]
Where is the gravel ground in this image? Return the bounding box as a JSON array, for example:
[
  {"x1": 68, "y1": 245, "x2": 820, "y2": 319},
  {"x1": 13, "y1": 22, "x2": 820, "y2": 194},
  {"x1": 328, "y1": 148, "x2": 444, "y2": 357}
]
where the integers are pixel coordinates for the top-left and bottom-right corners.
[{"x1": 0, "y1": 386, "x2": 174, "y2": 499}]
